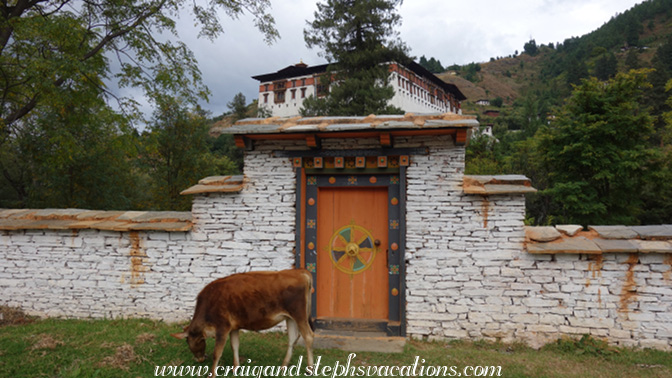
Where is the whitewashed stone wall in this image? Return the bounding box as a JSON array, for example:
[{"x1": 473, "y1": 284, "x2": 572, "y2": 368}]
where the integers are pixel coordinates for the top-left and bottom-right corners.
[
  {"x1": 1, "y1": 135, "x2": 671, "y2": 350},
  {"x1": 399, "y1": 136, "x2": 672, "y2": 350}
]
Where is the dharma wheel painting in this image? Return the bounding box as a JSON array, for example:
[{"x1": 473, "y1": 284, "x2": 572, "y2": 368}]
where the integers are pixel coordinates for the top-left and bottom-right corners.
[{"x1": 329, "y1": 222, "x2": 378, "y2": 275}]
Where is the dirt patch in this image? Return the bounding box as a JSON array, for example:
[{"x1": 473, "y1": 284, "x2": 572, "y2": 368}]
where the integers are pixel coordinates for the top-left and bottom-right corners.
[
  {"x1": 136, "y1": 332, "x2": 156, "y2": 344},
  {"x1": 99, "y1": 343, "x2": 143, "y2": 371},
  {"x1": 31, "y1": 334, "x2": 65, "y2": 350},
  {"x1": 0, "y1": 306, "x2": 35, "y2": 327}
]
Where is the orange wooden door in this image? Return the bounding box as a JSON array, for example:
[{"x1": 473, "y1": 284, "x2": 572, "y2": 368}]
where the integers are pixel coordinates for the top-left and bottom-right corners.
[{"x1": 316, "y1": 187, "x2": 389, "y2": 320}]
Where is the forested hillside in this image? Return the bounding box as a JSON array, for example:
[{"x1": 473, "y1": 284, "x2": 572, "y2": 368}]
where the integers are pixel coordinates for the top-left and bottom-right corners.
[{"x1": 459, "y1": 0, "x2": 672, "y2": 225}]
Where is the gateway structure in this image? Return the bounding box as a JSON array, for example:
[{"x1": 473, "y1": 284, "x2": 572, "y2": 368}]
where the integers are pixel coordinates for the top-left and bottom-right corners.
[{"x1": 253, "y1": 61, "x2": 466, "y2": 117}]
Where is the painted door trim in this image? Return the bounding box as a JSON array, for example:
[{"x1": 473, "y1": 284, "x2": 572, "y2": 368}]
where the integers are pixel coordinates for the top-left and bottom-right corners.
[{"x1": 298, "y1": 169, "x2": 406, "y2": 336}]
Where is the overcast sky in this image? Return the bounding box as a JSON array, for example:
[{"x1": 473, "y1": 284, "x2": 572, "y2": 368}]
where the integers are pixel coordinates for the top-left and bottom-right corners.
[{"x1": 139, "y1": 0, "x2": 644, "y2": 118}]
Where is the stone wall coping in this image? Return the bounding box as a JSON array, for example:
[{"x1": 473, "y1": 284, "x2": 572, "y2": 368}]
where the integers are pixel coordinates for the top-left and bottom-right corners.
[
  {"x1": 218, "y1": 113, "x2": 478, "y2": 135},
  {"x1": 0, "y1": 208, "x2": 192, "y2": 232},
  {"x1": 463, "y1": 175, "x2": 537, "y2": 195},
  {"x1": 180, "y1": 175, "x2": 245, "y2": 195},
  {"x1": 525, "y1": 225, "x2": 672, "y2": 254}
]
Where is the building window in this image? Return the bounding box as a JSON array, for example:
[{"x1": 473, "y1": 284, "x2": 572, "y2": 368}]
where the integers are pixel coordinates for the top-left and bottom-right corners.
[
  {"x1": 301, "y1": 88, "x2": 306, "y2": 98},
  {"x1": 274, "y1": 80, "x2": 286, "y2": 90},
  {"x1": 291, "y1": 89, "x2": 296, "y2": 100},
  {"x1": 301, "y1": 78, "x2": 306, "y2": 86},
  {"x1": 275, "y1": 91, "x2": 285, "y2": 103},
  {"x1": 263, "y1": 93, "x2": 268, "y2": 103},
  {"x1": 264, "y1": 84, "x2": 269, "y2": 92}
]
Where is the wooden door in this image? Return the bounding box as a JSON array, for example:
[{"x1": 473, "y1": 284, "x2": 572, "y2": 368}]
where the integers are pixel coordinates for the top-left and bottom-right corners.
[{"x1": 316, "y1": 187, "x2": 389, "y2": 320}]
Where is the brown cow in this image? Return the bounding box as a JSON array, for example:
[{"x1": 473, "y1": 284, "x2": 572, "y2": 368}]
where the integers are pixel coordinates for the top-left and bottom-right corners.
[{"x1": 171, "y1": 269, "x2": 314, "y2": 376}]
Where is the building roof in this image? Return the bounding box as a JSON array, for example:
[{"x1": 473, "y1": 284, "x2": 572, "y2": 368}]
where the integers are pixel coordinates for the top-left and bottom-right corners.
[
  {"x1": 217, "y1": 113, "x2": 478, "y2": 136},
  {"x1": 252, "y1": 60, "x2": 466, "y2": 101},
  {"x1": 252, "y1": 63, "x2": 329, "y2": 83}
]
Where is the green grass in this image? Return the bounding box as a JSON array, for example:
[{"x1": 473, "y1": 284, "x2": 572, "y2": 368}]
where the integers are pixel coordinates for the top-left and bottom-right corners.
[{"x1": 1, "y1": 317, "x2": 671, "y2": 378}]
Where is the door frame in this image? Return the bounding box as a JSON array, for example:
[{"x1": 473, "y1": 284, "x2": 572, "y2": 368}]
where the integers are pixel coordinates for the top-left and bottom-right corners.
[{"x1": 294, "y1": 161, "x2": 407, "y2": 337}]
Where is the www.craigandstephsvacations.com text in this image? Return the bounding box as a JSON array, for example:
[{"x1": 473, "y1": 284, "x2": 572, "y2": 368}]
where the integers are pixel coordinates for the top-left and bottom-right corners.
[{"x1": 154, "y1": 353, "x2": 503, "y2": 377}]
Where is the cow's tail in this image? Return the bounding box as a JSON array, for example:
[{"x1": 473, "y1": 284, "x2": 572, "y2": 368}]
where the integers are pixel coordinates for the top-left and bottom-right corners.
[{"x1": 303, "y1": 269, "x2": 315, "y2": 332}]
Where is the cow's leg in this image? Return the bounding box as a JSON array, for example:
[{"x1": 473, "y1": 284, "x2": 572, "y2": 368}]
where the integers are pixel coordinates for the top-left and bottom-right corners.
[
  {"x1": 230, "y1": 329, "x2": 241, "y2": 367},
  {"x1": 281, "y1": 318, "x2": 300, "y2": 366},
  {"x1": 209, "y1": 328, "x2": 230, "y2": 378},
  {"x1": 296, "y1": 318, "x2": 314, "y2": 367}
]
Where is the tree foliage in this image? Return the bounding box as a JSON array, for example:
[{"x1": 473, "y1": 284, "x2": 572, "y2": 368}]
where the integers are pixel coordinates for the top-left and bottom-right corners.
[
  {"x1": 523, "y1": 39, "x2": 539, "y2": 56},
  {"x1": 537, "y1": 70, "x2": 658, "y2": 225},
  {"x1": 0, "y1": 0, "x2": 275, "y2": 210},
  {"x1": 303, "y1": 0, "x2": 409, "y2": 116},
  {"x1": 0, "y1": 0, "x2": 277, "y2": 138},
  {"x1": 0, "y1": 91, "x2": 137, "y2": 209},
  {"x1": 419, "y1": 55, "x2": 444, "y2": 73},
  {"x1": 228, "y1": 92, "x2": 249, "y2": 121},
  {"x1": 139, "y1": 98, "x2": 236, "y2": 211}
]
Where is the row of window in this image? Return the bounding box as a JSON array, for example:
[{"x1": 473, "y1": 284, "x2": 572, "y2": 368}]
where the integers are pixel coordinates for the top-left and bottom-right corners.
[
  {"x1": 263, "y1": 87, "x2": 308, "y2": 104},
  {"x1": 263, "y1": 78, "x2": 309, "y2": 93},
  {"x1": 396, "y1": 75, "x2": 452, "y2": 108}
]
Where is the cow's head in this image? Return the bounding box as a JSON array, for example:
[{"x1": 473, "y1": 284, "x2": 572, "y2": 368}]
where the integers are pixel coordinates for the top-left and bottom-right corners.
[{"x1": 171, "y1": 326, "x2": 206, "y2": 362}]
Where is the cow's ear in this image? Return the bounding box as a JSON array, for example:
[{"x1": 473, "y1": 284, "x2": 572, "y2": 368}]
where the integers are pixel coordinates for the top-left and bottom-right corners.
[{"x1": 171, "y1": 332, "x2": 188, "y2": 340}]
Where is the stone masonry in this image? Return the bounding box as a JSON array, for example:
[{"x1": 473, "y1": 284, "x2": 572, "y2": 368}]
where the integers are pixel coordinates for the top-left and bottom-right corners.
[{"x1": 0, "y1": 133, "x2": 671, "y2": 350}]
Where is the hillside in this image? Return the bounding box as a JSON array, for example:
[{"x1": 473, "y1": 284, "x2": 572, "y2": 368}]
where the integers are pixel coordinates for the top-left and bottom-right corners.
[
  {"x1": 449, "y1": 0, "x2": 672, "y2": 225},
  {"x1": 449, "y1": 0, "x2": 672, "y2": 116}
]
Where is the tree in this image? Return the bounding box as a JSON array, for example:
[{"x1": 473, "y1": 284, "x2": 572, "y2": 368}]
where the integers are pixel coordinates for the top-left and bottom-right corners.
[
  {"x1": 523, "y1": 39, "x2": 539, "y2": 56},
  {"x1": 625, "y1": 48, "x2": 641, "y2": 70},
  {"x1": 538, "y1": 69, "x2": 658, "y2": 225},
  {"x1": 565, "y1": 57, "x2": 588, "y2": 87},
  {"x1": 0, "y1": 89, "x2": 140, "y2": 209},
  {"x1": 303, "y1": 0, "x2": 409, "y2": 115},
  {"x1": 594, "y1": 53, "x2": 617, "y2": 81},
  {"x1": 0, "y1": 0, "x2": 278, "y2": 144},
  {"x1": 140, "y1": 97, "x2": 236, "y2": 210},
  {"x1": 228, "y1": 92, "x2": 249, "y2": 121}
]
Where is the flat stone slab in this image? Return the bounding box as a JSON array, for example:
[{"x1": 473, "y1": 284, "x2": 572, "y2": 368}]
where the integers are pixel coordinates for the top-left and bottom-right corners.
[
  {"x1": 182, "y1": 175, "x2": 246, "y2": 195},
  {"x1": 116, "y1": 211, "x2": 148, "y2": 221},
  {"x1": 593, "y1": 238, "x2": 639, "y2": 253},
  {"x1": 198, "y1": 175, "x2": 244, "y2": 185},
  {"x1": 133, "y1": 212, "x2": 192, "y2": 222},
  {"x1": 525, "y1": 226, "x2": 562, "y2": 242},
  {"x1": 631, "y1": 225, "x2": 672, "y2": 240},
  {"x1": 0, "y1": 208, "x2": 192, "y2": 232},
  {"x1": 180, "y1": 184, "x2": 245, "y2": 195},
  {"x1": 588, "y1": 225, "x2": 639, "y2": 239},
  {"x1": 304, "y1": 331, "x2": 405, "y2": 353},
  {"x1": 75, "y1": 210, "x2": 125, "y2": 220},
  {"x1": 632, "y1": 240, "x2": 672, "y2": 253},
  {"x1": 128, "y1": 222, "x2": 191, "y2": 232},
  {"x1": 463, "y1": 175, "x2": 537, "y2": 195},
  {"x1": 32, "y1": 209, "x2": 87, "y2": 218},
  {"x1": 526, "y1": 236, "x2": 601, "y2": 254},
  {"x1": 556, "y1": 225, "x2": 583, "y2": 236},
  {"x1": 0, "y1": 219, "x2": 39, "y2": 230}
]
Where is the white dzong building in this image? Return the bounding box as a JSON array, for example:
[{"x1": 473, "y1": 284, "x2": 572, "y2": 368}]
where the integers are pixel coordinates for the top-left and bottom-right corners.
[{"x1": 252, "y1": 61, "x2": 466, "y2": 117}]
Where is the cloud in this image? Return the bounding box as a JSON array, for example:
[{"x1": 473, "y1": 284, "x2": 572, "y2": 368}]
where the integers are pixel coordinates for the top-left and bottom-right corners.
[{"x1": 111, "y1": 0, "x2": 643, "y2": 120}]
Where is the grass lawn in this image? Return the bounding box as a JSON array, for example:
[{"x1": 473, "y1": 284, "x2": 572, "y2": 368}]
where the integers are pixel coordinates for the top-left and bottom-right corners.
[{"x1": 0, "y1": 309, "x2": 671, "y2": 377}]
